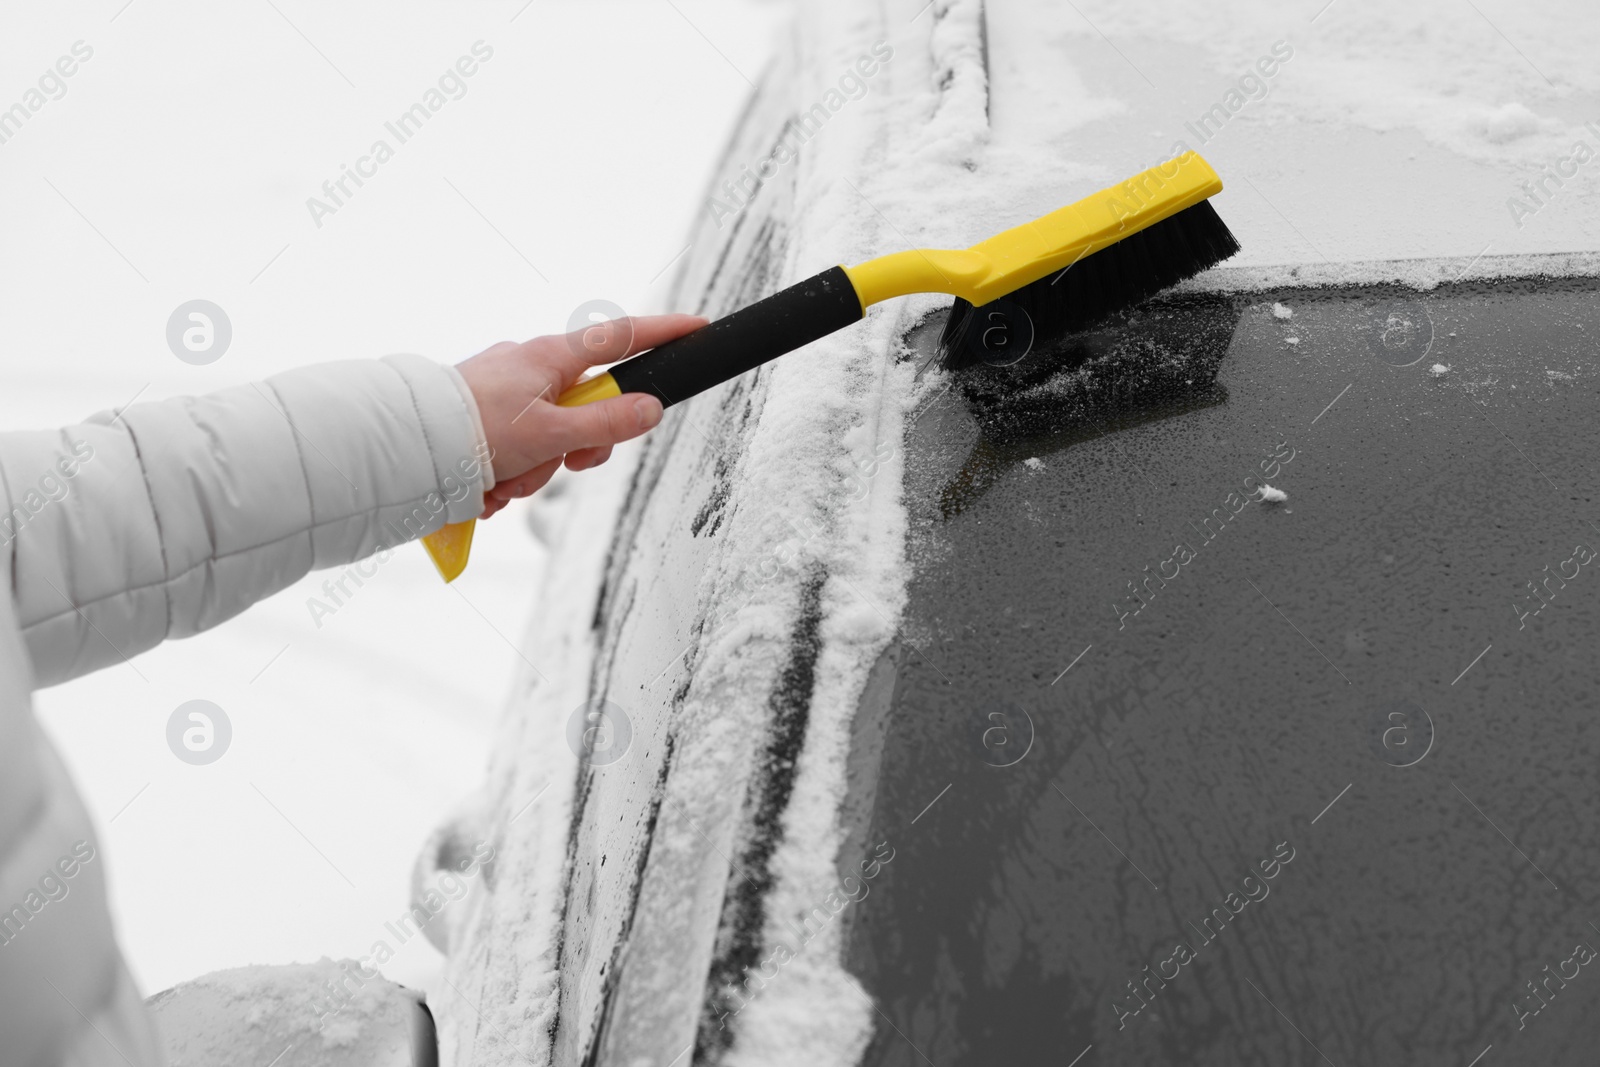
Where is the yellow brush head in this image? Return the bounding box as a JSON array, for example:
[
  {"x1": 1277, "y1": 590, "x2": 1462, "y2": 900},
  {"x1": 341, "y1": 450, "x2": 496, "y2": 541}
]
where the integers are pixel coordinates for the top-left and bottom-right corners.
[{"x1": 844, "y1": 151, "x2": 1226, "y2": 308}]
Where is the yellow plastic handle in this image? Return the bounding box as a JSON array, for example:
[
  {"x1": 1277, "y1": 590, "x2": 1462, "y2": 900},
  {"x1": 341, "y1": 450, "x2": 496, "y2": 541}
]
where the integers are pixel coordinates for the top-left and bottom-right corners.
[{"x1": 421, "y1": 372, "x2": 622, "y2": 582}]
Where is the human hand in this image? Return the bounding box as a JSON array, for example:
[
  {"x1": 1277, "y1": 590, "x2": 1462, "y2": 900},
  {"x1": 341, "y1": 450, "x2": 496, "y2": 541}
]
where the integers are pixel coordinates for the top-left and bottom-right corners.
[{"x1": 455, "y1": 314, "x2": 707, "y2": 520}]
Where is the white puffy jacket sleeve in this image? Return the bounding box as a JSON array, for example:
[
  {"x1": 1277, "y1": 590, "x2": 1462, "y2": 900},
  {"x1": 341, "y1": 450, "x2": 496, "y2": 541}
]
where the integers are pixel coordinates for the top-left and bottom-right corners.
[{"x1": 1, "y1": 355, "x2": 489, "y2": 686}]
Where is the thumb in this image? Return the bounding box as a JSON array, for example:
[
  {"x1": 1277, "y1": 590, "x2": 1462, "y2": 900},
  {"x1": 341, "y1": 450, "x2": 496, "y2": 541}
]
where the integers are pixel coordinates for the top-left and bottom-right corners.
[{"x1": 541, "y1": 393, "x2": 664, "y2": 453}]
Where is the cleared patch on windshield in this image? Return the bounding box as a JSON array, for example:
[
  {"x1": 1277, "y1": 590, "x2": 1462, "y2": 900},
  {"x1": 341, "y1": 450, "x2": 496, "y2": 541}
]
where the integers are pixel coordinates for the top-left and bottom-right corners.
[{"x1": 939, "y1": 293, "x2": 1242, "y2": 517}]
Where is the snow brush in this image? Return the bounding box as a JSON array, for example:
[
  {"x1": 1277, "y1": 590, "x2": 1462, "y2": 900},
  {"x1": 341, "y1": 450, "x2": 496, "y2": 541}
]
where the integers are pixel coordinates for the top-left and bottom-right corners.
[{"x1": 422, "y1": 151, "x2": 1237, "y2": 581}]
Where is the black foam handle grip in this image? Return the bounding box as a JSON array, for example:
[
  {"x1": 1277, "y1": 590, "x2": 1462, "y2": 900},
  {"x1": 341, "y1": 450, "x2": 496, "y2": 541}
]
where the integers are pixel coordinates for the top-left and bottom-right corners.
[{"x1": 608, "y1": 266, "x2": 863, "y2": 408}]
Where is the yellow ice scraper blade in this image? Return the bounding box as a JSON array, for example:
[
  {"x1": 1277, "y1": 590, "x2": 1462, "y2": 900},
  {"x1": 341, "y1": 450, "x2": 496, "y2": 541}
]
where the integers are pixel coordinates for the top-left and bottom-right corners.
[
  {"x1": 420, "y1": 372, "x2": 621, "y2": 582},
  {"x1": 842, "y1": 151, "x2": 1224, "y2": 309},
  {"x1": 421, "y1": 515, "x2": 474, "y2": 583}
]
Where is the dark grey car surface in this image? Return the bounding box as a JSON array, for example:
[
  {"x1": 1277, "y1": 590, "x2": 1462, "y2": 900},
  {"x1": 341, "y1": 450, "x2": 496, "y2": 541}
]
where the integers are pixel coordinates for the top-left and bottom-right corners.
[{"x1": 849, "y1": 277, "x2": 1600, "y2": 1066}]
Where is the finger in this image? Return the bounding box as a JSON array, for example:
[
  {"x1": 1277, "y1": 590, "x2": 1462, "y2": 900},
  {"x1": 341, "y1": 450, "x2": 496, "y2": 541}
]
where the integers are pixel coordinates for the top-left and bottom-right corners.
[
  {"x1": 540, "y1": 394, "x2": 663, "y2": 453},
  {"x1": 545, "y1": 314, "x2": 708, "y2": 378},
  {"x1": 491, "y1": 457, "x2": 562, "y2": 502},
  {"x1": 614, "y1": 314, "x2": 709, "y2": 359},
  {"x1": 564, "y1": 444, "x2": 613, "y2": 471}
]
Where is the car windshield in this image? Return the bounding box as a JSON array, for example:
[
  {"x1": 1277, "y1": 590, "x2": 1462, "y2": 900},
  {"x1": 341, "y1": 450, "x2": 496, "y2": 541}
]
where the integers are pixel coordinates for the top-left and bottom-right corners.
[{"x1": 846, "y1": 274, "x2": 1600, "y2": 1067}]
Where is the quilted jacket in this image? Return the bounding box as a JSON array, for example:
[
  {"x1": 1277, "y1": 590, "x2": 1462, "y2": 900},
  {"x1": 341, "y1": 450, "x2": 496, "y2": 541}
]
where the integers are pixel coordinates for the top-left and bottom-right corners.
[{"x1": 0, "y1": 355, "x2": 487, "y2": 1065}]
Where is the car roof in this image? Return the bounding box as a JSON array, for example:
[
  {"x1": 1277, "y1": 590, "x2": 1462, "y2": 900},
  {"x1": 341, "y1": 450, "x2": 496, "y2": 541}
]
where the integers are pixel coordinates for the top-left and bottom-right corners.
[{"x1": 967, "y1": 2, "x2": 1600, "y2": 283}]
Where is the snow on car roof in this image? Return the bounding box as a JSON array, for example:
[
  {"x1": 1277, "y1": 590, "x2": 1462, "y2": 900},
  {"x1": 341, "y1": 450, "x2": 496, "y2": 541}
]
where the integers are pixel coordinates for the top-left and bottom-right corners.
[{"x1": 974, "y1": 0, "x2": 1600, "y2": 280}]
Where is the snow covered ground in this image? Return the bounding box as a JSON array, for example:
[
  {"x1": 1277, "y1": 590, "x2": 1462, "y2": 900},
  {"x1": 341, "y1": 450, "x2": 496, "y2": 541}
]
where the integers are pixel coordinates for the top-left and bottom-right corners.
[{"x1": 1, "y1": 0, "x2": 785, "y2": 999}]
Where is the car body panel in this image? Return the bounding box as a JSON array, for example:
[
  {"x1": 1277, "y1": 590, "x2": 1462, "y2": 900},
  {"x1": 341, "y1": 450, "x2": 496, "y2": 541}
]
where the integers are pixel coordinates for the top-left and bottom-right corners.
[{"x1": 426, "y1": 1, "x2": 1600, "y2": 1063}]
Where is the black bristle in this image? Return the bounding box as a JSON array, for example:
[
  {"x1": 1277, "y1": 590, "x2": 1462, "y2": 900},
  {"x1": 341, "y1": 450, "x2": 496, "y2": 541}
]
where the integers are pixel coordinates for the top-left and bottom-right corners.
[{"x1": 938, "y1": 199, "x2": 1241, "y2": 371}]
